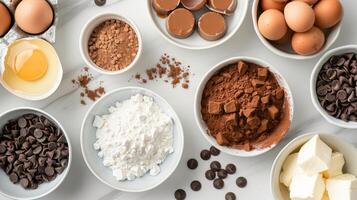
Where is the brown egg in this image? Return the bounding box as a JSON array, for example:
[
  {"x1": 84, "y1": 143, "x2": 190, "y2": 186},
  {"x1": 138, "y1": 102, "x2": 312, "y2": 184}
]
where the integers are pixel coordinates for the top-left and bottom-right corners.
[
  {"x1": 258, "y1": 9, "x2": 287, "y2": 41},
  {"x1": 284, "y1": 1, "x2": 315, "y2": 32},
  {"x1": 0, "y1": 3, "x2": 11, "y2": 37},
  {"x1": 15, "y1": 0, "x2": 54, "y2": 34},
  {"x1": 314, "y1": 0, "x2": 343, "y2": 29},
  {"x1": 293, "y1": 0, "x2": 318, "y2": 5},
  {"x1": 261, "y1": 0, "x2": 287, "y2": 11},
  {"x1": 291, "y1": 26, "x2": 325, "y2": 55}
]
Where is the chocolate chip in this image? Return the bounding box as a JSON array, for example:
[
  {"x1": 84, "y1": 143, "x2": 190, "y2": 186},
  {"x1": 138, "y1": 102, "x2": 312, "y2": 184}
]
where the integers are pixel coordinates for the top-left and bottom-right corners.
[
  {"x1": 213, "y1": 178, "x2": 224, "y2": 189},
  {"x1": 9, "y1": 172, "x2": 19, "y2": 183},
  {"x1": 20, "y1": 178, "x2": 29, "y2": 188},
  {"x1": 236, "y1": 177, "x2": 247, "y2": 188},
  {"x1": 210, "y1": 161, "x2": 221, "y2": 172},
  {"x1": 217, "y1": 169, "x2": 228, "y2": 179},
  {"x1": 225, "y1": 192, "x2": 236, "y2": 200},
  {"x1": 94, "y1": 0, "x2": 106, "y2": 6},
  {"x1": 209, "y1": 146, "x2": 220, "y2": 156},
  {"x1": 34, "y1": 129, "x2": 43, "y2": 139},
  {"x1": 18, "y1": 118, "x2": 27, "y2": 128},
  {"x1": 0, "y1": 144, "x2": 6, "y2": 154},
  {"x1": 190, "y1": 180, "x2": 201, "y2": 191},
  {"x1": 225, "y1": 164, "x2": 236, "y2": 174},
  {"x1": 205, "y1": 170, "x2": 216, "y2": 180},
  {"x1": 174, "y1": 189, "x2": 186, "y2": 200},
  {"x1": 337, "y1": 90, "x2": 348, "y2": 100},
  {"x1": 45, "y1": 166, "x2": 55, "y2": 177},
  {"x1": 200, "y1": 150, "x2": 211, "y2": 160}
]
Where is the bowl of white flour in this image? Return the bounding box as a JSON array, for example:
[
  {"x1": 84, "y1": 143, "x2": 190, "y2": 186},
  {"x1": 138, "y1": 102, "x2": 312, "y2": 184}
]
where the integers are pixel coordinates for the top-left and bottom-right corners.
[{"x1": 80, "y1": 87, "x2": 184, "y2": 192}]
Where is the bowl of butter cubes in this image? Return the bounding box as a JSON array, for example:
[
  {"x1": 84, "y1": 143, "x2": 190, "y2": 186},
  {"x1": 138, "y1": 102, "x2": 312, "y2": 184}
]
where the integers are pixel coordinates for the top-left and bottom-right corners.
[{"x1": 271, "y1": 133, "x2": 357, "y2": 200}]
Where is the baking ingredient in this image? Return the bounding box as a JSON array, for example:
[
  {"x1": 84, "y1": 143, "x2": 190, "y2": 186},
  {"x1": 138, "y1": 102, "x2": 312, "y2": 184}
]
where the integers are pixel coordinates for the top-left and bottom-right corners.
[
  {"x1": 152, "y1": 0, "x2": 180, "y2": 16},
  {"x1": 326, "y1": 174, "x2": 357, "y2": 200},
  {"x1": 213, "y1": 178, "x2": 224, "y2": 189},
  {"x1": 261, "y1": 0, "x2": 287, "y2": 11},
  {"x1": 200, "y1": 149, "x2": 211, "y2": 160},
  {"x1": 210, "y1": 146, "x2": 220, "y2": 156},
  {"x1": 94, "y1": 0, "x2": 106, "y2": 6},
  {"x1": 225, "y1": 192, "x2": 236, "y2": 200},
  {"x1": 210, "y1": 161, "x2": 221, "y2": 172},
  {"x1": 0, "y1": 113, "x2": 69, "y2": 189},
  {"x1": 201, "y1": 60, "x2": 290, "y2": 151},
  {"x1": 323, "y1": 152, "x2": 345, "y2": 178},
  {"x1": 198, "y1": 12, "x2": 227, "y2": 41},
  {"x1": 88, "y1": 19, "x2": 138, "y2": 71},
  {"x1": 258, "y1": 9, "x2": 287, "y2": 41},
  {"x1": 187, "y1": 159, "x2": 198, "y2": 169},
  {"x1": 181, "y1": 0, "x2": 207, "y2": 11},
  {"x1": 289, "y1": 173, "x2": 325, "y2": 200},
  {"x1": 190, "y1": 180, "x2": 202, "y2": 191},
  {"x1": 280, "y1": 153, "x2": 302, "y2": 187},
  {"x1": 93, "y1": 94, "x2": 174, "y2": 181},
  {"x1": 225, "y1": 164, "x2": 236, "y2": 174},
  {"x1": 174, "y1": 189, "x2": 187, "y2": 200},
  {"x1": 314, "y1": 0, "x2": 343, "y2": 29},
  {"x1": 15, "y1": 0, "x2": 54, "y2": 34},
  {"x1": 2, "y1": 38, "x2": 61, "y2": 97},
  {"x1": 207, "y1": 0, "x2": 237, "y2": 15},
  {"x1": 166, "y1": 8, "x2": 195, "y2": 39},
  {"x1": 295, "y1": 0, "x2": 319, "y2": 5},
  {"x1": 284, "y1": 1, "x2": 315, "y2": 32},
  {"x1": 236, "y1": 177, "x2": 248, "y2": 188},
  {"x1": 0, "y1": 3, "x2": 11, "y2": 37},
  {"x1": 291, "y1": 26, "x2": 325, "y2": 55},
  {"x1": 316, "y1": 53, "x2": 357, "y2": 122}
]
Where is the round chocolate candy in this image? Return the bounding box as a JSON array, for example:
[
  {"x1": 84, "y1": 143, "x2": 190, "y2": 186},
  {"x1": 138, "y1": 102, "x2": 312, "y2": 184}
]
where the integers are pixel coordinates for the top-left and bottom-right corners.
[
  {"x1": 152, "y1": 0, "x2": 180, "y2": 16},
  {"x1": 198, "y1": 12, "x2": 226, "y2": 41},
  {"x1": 166, "y1": 8, "x2": 195, "y2": 39},
  {"x1": 207, "y1": 0, "x2": 237, "y2": 15},
  {"x1": 181, "y1": 0, "x2": 206, "y2": 11}
]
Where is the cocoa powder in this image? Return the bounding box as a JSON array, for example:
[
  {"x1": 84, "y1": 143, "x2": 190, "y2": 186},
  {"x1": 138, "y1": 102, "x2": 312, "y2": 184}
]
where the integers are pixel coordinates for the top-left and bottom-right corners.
[{"x1": 201, "y1": 61, "x2": 290, "y2": 151}]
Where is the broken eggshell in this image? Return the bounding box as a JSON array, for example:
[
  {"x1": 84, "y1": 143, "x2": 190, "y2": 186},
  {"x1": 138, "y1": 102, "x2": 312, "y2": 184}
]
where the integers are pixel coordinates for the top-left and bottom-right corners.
[{"x1": 206, "y1": 0, "x2": 237, "y2": 16}]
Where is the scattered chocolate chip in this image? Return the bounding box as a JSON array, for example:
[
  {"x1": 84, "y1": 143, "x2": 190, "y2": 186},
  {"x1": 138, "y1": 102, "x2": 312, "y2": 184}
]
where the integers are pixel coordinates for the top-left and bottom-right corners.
[
  {"x1": 217, "y1": 169, "x2": 228, "y2": 179},
  {"x1": 190, "y1": 180, "x2": 202, "y2": 191},
  {"x1": 213, "y1": 178, "x2": 224, "y2": 189},
  {"x1": 225, "y1": 164, "x2": 236, "y2": 174},
  {"x1": 236, "y1": 177, "x2": 247, "y2": 188},
  {"x1": 94, "y1": 0, "x2": 106, "y2": 6},
  {"x1": 174, "y1": 189, "x2": 186, "y2": 200},
  {"x1": 200, "y1": 149, "x2": 211, "y2": 160},
  {"x1": 225, "y1": 192, "x2": 236, "y2": 200},
  {"x1": 205, "y1": 169, "x2": 216, "y2": 180},
  {"x1": 187, "y1": 159, "x2": 198, "y2": 170},
  {"x1": 210, "y1": 161, "x2": 221, "y2": 172},
  {"x1": 209, "y1": 146, "x2": 220, "y2": 156}
]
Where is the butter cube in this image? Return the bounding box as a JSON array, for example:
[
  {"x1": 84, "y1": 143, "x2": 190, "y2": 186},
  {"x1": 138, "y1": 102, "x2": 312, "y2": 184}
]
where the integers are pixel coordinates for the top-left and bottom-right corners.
[
  {"x1": 290, "y1": 173, "x2": 325, "y2": 200},
  {"x1": 323, "y1": 152, "x2": 345, "y2": 179},
  {"x1": 280, "y1": 153, "x2": 303, "y2": 187},
  {"x1": 326, "y1": 174, "x2": 357, "y2": 200},
  {"x1": 298, "y1": 135, "x2": 332, "y2": 175}
]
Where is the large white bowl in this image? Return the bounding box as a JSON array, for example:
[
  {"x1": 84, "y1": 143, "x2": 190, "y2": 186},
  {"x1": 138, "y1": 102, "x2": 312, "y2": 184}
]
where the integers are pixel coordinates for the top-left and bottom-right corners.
[
  {"x1": 0, "y1": 107, "x2": 72, "y2": 200},
  {"x1": 80, "y1": 87, "x2": 184, "y2": 192},
  {"x1": 79, "y1": 13, "x2": 143, "y2": 75},
  {"x1": 271, "y1": 133, "x2": 357, "y2": 200},
  {"x1": 252, "y1": 0, "x2": 342, "y2": 60},
  {"x1": 310, "y1": 45, "x2": 357, "y2": 129},
  {"x1": 147, "y1": 0, "x2": 249, "y2": 50},
  {"x1": 194, "y1": 56, "x2": 294, "y2": 157}
]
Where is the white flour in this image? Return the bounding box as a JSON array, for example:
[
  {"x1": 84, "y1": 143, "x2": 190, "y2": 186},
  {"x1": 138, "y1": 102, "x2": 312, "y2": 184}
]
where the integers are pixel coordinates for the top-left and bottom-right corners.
[{"x1": 93, "y1": 94, "x2": 174, "y2": 181}]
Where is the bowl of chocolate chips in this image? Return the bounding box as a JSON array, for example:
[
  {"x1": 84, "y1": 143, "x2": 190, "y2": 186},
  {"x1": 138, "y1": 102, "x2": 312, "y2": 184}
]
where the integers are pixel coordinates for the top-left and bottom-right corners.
[
  {"x1": 311, "y1": 45, "x2": 357, "y2": 129},
  {"x1": 0, "y1": 107, "x2": 71, "y2": 200},
  {"x1": 195, "y1": 57, "x2": 294, "y2": 157}
]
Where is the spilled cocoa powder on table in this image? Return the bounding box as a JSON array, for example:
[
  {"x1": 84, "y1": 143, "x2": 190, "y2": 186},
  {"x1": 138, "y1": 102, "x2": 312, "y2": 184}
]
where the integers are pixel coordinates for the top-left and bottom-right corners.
[
  {"x1": 133, "y1": 54, "x2": 192, "y2": 89},
  {"x1": 72, "y1": 67, "x2": 106, "y2": 105}
]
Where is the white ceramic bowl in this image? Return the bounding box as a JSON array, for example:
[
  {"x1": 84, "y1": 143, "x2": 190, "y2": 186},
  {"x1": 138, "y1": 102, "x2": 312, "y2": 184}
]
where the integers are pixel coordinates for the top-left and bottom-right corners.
[
  {"x1": 80, "y1": 87, "x2": 184, "y2": 192},
  {"x1": 271, "y1": 133, "x2": 357, "y2": 200},
  {"x1": 194, "y1": 57, "x2": 294, "y2": 157},
  {"x1": 79, "y1": 13, "x2": 143, "y2": 75},
  {"x1": 0, "y1": 107, "x2": 72, "y2": 200},
  {"x1": 311, "y1": 45, "x2": 357, "y2": 129},
  {"x1": 147, "y1": 0, "x2": 249, "y2": 50},
  {"x1": 252, "y1": 0, "x2": 342, "y2": 60}
]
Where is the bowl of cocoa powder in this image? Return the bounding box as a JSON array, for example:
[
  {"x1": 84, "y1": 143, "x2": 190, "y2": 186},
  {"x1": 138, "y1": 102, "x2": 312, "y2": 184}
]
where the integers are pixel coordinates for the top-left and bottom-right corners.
[
  {"x1": 194, "y1": 57, "x2": 294, "y2": 157},
  {"x1": 79, "y1": 13, "x2": 142, "y2": 75}
]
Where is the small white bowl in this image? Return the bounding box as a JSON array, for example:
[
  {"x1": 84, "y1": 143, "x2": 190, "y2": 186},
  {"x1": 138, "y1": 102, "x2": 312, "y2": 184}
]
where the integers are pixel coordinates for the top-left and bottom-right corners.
[
  {"x1": 147, "y1": 0, "x2": 249, "y2": 50},
  {"x1": 0, "y1": 107, "x2": 72, "y2": 200},
  {"x1": 79, "y1": 13, "x2": 143, "y2": 75},
  {"x1": 252, "y1": 0, "x2": 342, "y2": 60},
  {"x1": 310, "y1": 45, "x2": 357, "y2": 129},
  {"x1": 271, "y1": 133, "x2": 357, "y2": 200},
  {"x1": 80, "y1": 87, "x2": 184, "y2": 192},
  {"x1": 194, "y1": 56, "x2": 294, "y2": 157}
]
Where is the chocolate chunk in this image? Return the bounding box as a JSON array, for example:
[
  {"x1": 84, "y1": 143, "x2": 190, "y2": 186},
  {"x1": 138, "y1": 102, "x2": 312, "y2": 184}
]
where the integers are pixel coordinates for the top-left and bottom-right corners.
[
  {"x1": 268, "y1": 105, "x2": 280, "y2": 119},
  {"x1": 208, "y1": 101, "x2": 222, "y2": 114},
  {"x1": 225, "y1": 192, "x2": 236, "y2": 200},
  {"x1": 216, "y1": 132, "x2": 229, "y2": 145},
  {"x1": 210, "y1": 161, "x2": 221, "y2": 172},
  {"x1": 209, "y1": 146, "x2": 220, "y2": 156},
  {"x1": 174, "y1": 189, "x2": 186, "y2": 200},
  {"x1": 237, "y1": 61, "x2": 248, "y2": 75},
  {"x1": 166, "y1": 8, "x2": 195, "y2": 39},
  {"x1": 257, "y1": 119, "x2": 269, "y2": 133},
  {"x1": 190, "y1": 180, "x2": 202, "y2": 191},
  {"x1": 225, "y1": 164, "x2": 236, "y2": 174},
  {"x1": 258, "y1": 68, "x2": 269, "y2": 81},
  {"x1": 261, "y1": 95, "x2": 270, "y2": 104},
  {"x1": 198, "y1": 12, "x2": 226, "y2": 41},
  {"x1": 213, "y1": 178, "x2": 224, "y2": 189},
  {"x1": 251, "y1": 79, "x2": 265, "y2": 88},
  {"x1": 217, "y1": 169, "x2": 228, "y2": 179},
  {"x1": 187, "y1": 159, "x2": 198, "y2": 170},
  {"x1": 94, "y1": 0, "x2": 106, "y2": 6},
  {"x1": 242, "y1": 108, "x2": 255, "y2": 118},
  {"x1": 225, "y1": 113, "x2": 237, "y2": 126},
  {"x1": 224, "y1": 100, "x2": 237, "y2": 113},
  {"x1": 205, "y1": 170, "x2": 216, "y2": 180},
  {"x1": 249, "y1": 96, "x2": 260, "y2": 108},
  {"x1": 247, "y1": 116, "x2": 261, "y2": 129},
  {"x1": 200, "y1": 150, "x2": 211, "y2": 160},
  {"x1": 236, "y1": 177, "x2": 247, "y2": 188}
]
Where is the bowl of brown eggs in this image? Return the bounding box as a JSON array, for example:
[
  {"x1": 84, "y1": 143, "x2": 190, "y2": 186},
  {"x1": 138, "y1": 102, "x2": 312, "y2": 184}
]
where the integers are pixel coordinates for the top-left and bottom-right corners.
[{"x1": 252, "y1": 0, "x2": 343, "y2": 60}]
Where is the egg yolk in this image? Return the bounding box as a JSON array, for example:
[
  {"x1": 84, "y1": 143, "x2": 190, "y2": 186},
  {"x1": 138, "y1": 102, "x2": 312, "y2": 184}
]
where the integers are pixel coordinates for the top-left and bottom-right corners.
[{"x1": 13, "y1": 49, "x2": 48, "y2": 81}]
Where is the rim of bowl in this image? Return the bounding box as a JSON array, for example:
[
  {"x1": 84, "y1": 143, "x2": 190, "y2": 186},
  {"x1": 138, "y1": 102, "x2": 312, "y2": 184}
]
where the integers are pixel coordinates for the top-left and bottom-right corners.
[
  {"x1": 146, "y1": 0, "x2": 249, "y2": 50},
  {"x1": 251, "y1": 0, "x2": 342, "y2": 60},
  {"x1": 310, "y1": 45, "x2": 357, "y2": 129},
  {"x1": 79, "y1": 13, "x2": 143, "y2": 75},
  {"x1": 0, "y1": 38, "x2": 63, "y2": 101},
  {"x1": 80, "y1": 86, "x2": 185, "y2": 192},
  {"x1": 194, "y1": 56, "x2": 294, "y2": 157},
  {"x1": 270, "y1": 132, "x2": 357, "y2": 200},
  {"x1": 0, "y1": 107, "x2": 72, "y2": 200}
]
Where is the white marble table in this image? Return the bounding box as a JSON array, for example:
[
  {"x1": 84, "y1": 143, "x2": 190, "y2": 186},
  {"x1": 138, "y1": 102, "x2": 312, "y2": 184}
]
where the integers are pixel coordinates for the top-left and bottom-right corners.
[{"x1": 1, "y1": 0, "x2": 357, "y2": 199}]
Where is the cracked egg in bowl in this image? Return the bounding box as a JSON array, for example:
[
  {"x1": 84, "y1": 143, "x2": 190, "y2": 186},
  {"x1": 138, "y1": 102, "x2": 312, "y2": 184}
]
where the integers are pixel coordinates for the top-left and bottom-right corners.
[{"x1": 1, "y1": 38, "x2": 63, "y2": 100}]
